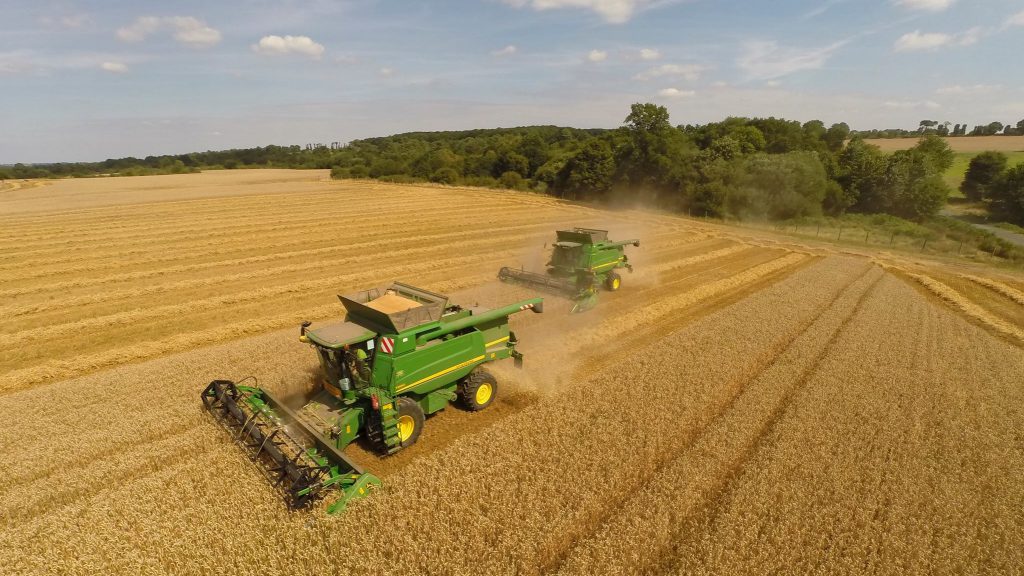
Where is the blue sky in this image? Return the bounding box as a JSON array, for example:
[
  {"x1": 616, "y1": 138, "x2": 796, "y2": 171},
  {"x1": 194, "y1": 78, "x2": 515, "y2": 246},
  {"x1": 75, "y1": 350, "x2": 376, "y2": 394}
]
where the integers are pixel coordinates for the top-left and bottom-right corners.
[{"x1": 2, "y1": 0, "x2": 1023, "y2": 163}]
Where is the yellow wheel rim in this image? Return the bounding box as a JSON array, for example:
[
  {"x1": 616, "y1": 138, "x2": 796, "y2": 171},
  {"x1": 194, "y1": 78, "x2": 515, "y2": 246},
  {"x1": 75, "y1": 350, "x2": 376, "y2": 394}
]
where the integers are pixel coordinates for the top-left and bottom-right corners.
[
  {"x1": 397, "y1": 414, "x2": 415, "y2": 442},
  {"x1": 475, "y1": 383, "x2": 493, "y2": 406},
  {"x1": 612, "y1": 278, "x2": 620, "y2": 290}
]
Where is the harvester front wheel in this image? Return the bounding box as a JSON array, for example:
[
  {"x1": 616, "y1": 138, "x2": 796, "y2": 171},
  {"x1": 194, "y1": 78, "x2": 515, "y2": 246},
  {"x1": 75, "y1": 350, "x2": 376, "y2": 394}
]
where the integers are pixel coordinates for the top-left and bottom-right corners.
[
  {"x1": 396, "y1": 397, "x2": 424, "y2": 447},
  {"x1": 605, "y1": 272, "x2": 621, "y2": 292},
  {"x1": 459, "y1": 369, "x2": 497, "y2": 411}
]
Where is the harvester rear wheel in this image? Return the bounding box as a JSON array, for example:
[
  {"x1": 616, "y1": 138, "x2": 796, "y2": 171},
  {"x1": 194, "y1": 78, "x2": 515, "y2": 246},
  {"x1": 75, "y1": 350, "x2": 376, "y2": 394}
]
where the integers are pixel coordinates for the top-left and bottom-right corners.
[
  {"x1": 396, "y1": 397, "x2": 424, "y2": 447},
  {"x1": 605, "y1": 272, "x2": 621, "y2": 292},
  {"x1": 459, "y1": 369, "x2": 497, "y2": 411}
]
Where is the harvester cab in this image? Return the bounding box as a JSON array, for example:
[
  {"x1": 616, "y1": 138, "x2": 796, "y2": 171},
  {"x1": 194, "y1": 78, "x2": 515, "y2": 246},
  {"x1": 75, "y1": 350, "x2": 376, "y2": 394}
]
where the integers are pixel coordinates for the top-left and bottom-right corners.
[
  {"x1": 201, "y1": 282, "x2": 542, "y2": 514},
  {"x1": 499, "y1": 227, "x2": 639, "y2": 313}
]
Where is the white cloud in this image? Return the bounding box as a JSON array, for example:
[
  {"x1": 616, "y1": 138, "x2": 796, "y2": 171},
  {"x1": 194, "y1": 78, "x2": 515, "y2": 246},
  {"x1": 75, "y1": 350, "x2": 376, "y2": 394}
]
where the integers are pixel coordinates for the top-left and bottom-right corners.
[
  {"x1": 1, "y1": 50, "x2": 141, "y2": 75},
  {"x1": 893, "y1": 28, "x2": 981, "y2": 51},
  {"x1": 634, "y1": 63, "x2": 705, "y2": 81},
  {"x1": 252, "y1": 35, "x2": 325, "y2": 59},
  {"x1": 894, "y1": 30, "x2": 952, "y2": 51},
  {"x1": 639, "y1": 48, "x2": 660, "y2": 60},
  {"x1": 100, "y1": 61, "x2": 128, "y2": 73},
  {"x1": 957, "y1": 26, "x2": 983, "y2": 46},
  {"x1": 894, "y1": 0, "x2": 954, "y2": 11},
  {"x1": 39, "y1": 13, "x2": 92, "y2": 29},
  {"x1": 765, "y1": 80, "x2": 782, "y2": 87},
  {"x1": 935, "y1": 84, "x2": 1001, "y2": 95},
  {"x1": 117, "y1": 16, "x2": 161, "y2": 42},
  {"x1": 167, "y1": 17, "x2": 222, "y2": 48},
  {"x1": 587, "y1": 49, "x2": 608, "y2": 62},
  {"x1": 116, "y1": 16, "x2": 221, "y2": 48},
  {"x1": 883, "y1": 99, "x2": 941, "y2": 110},
  {"x1": 736, "y1": 40, "x2": 845, "y2": 80},
  {"x1": 379, "y1": 67, "x2": 394, "y2": 77},
  {"x1": 657, "y1": 87, "x2": 695, "y2": 98},
  {"x1": 1009, "y1": 11, "x2": 1024, "y2": 27},
  {"x1": 492, "y1": 45, "x2": 517, "y2": 57},
  {"x1": 502, "y1": 0, "x2": 651, "y2": 24}
]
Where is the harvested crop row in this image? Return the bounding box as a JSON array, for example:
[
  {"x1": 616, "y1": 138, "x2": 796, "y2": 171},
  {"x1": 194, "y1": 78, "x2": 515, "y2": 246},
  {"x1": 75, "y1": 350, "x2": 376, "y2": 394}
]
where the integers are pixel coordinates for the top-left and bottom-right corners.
[
  {"x1": 0, "y1": 204, "x2": 561, "y2": 281},
  {"x1": 0, "y1": 216, "x2": 579, "y2": 298},
  {"x1": 0, "y1": 268, "x2": 503, "y2": 393},
  {"x1": 0, "y1": 231, "x2": 553, "y2": 341},
  {"x1": 960, "y1": 273, "x2": 1024, "y2": 306},
  {"x1": 0, "y1": 225, "x2": 701, "y2": 318},
  {"x1": 664, "y1": 274, "x2": 1024, "y2": 575},
  {"x1": 910, "y1": 273, "x2": 1024, "y2": 342},
  {"x1": 0, "y1": 201, "x2": 540, "y2": 266}
]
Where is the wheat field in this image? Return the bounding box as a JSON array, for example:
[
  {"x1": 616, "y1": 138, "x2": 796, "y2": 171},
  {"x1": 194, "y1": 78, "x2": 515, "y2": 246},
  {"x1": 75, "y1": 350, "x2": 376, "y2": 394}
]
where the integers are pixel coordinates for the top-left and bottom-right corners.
[{"x1": 1, "y1": 170, "x2": 1022, "y2": 575}]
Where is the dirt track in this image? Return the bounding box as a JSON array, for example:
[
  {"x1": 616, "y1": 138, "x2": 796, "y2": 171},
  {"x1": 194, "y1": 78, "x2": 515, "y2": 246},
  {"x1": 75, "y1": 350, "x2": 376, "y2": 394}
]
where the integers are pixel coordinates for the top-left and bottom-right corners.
[{"x1": 1, "y1": 170, "x2": 1022, "y2": 575}]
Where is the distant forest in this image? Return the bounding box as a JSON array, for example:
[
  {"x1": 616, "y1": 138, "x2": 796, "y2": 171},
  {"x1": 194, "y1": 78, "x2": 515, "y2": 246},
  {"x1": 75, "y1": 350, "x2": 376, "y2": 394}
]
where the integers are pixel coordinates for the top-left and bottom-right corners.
[
  {"x1": 853, "y1": 118, "x2": 1024, "y2": 139},
  {"x1": 4, "y1": 104, "x2": 1024, "y2": 228}
]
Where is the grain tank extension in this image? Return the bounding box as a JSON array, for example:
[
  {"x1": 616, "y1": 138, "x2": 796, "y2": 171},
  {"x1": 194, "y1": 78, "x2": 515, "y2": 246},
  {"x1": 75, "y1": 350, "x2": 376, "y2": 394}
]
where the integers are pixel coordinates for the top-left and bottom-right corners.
[{"x1": 201, "y1": 282, "x2": 542, "y2": 513}]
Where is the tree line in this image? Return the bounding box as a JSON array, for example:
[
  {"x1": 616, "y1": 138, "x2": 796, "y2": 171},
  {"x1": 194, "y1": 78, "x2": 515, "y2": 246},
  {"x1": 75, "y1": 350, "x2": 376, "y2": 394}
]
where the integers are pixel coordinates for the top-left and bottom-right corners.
[
  {"x1": 4, "y1": 104, "x2": 1022, "y2": 228},
  {"x1": 854, "y1": 119, "x2": 1024, "y2": 138},
  {"x1": 961, "y1": 152, "x2": 1024, "y2": 222},
  {"x1": 330, "y1": 103, "x2": 963, "y2": 223}
]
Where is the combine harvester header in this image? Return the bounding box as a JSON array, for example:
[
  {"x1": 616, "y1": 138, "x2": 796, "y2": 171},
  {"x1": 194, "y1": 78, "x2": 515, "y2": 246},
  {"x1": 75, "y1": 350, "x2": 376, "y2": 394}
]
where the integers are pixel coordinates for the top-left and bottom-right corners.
[{"x1": 202, "y1": 282, "x2": 542, "y2": 513}]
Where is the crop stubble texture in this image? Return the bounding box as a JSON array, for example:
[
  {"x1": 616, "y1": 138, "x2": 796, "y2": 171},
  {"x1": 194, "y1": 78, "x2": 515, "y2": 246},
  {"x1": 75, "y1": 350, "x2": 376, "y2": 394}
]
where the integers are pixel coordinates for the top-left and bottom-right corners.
[{"x1": 2, "y1": 172, "x2": 1022, "y2": 575}]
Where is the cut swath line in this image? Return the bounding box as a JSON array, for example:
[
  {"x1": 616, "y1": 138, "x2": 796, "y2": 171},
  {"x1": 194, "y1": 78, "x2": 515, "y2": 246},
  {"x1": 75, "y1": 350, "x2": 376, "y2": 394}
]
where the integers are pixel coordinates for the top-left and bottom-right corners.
[
  {"x1": 959, "y1": 274, "x2": 1024, "y2": 306},
  {"x1": 911, "y1": 274, "x2": 1024, "y2": 343}
]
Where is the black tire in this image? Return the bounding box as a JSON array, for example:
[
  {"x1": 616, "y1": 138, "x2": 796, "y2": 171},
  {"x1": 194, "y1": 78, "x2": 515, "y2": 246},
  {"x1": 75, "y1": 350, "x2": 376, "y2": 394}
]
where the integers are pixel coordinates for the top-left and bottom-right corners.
[
  {"x1": 604, "y1": 271, "x2": 622, "y2": 292},
  {"x1": 395, "y1": 396, "x2": 424, "y2": 447},
  {"x1": 459, "y1": 368, "x2": 498, "y2": 411}
]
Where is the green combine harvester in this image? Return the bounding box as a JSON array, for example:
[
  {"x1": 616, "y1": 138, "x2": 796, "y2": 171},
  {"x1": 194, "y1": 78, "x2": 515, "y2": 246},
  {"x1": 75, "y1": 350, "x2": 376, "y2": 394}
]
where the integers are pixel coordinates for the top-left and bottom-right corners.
[
  {"x1": 499, "y1": 228, "x2": 640, "y2": 312},
  {"x1": 201, "y1": 282, "x2": 542, "y2": 513}
]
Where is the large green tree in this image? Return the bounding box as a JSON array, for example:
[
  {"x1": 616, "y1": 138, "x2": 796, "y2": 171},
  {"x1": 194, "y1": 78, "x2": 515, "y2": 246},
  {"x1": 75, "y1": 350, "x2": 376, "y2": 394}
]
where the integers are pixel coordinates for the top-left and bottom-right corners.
[
  {"x1": 557, "y1": 138, "x2": 615, "y2": 198},
  {"x1": 991, "y1": 163, "x2": 1024, "y2": 223},
  {"x1": 961, "y1": 151, "x2": 1008, "y2": 201}
]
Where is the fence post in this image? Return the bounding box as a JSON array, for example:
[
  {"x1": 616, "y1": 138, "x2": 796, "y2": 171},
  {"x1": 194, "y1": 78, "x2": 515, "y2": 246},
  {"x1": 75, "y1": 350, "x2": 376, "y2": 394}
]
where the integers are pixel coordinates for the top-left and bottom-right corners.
[
  {"x1": 921, "y1": 238, "x2": 928, "y2": 252},
  {"x1": 816, "y1": 224, "x2": 821, "y2": 237},
  {"x1": 837, "y1": 227, "x2": 843, "y2": 241},
  {"x1": 890, "y1": 232, "x2": 896, "y2": 246},
  {"x1": 865, "y1": 230, "x2": 870, "y2": 243},
  {"x1": 958, "y1": 240, "x2": 964, "y2": 255}
]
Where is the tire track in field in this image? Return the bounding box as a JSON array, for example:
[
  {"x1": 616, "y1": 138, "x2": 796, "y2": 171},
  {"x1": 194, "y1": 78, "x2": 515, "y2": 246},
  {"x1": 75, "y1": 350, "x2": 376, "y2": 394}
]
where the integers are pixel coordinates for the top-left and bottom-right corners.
[
  {"x1": 650, "y1": 269, "x2": 885, "y2": 576},
  {"x1": 0, "y1": 421, "x2": 206, "y2": 526},
  {"x1": 549, "y1": 263, "x2": 883, "y2": 576}
]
